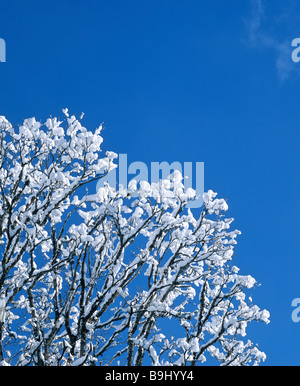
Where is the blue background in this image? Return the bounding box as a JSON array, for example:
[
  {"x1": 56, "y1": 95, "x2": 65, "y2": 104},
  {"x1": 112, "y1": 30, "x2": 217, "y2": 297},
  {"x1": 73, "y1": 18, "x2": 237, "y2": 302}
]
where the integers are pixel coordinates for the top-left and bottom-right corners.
[{"x1": 1, "y1": 0, "x2": 300, "y2": 365}]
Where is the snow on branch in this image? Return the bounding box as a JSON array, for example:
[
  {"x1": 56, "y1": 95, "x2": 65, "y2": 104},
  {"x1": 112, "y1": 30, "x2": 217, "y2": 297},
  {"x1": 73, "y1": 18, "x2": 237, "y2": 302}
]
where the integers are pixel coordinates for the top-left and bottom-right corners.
[{"x1": 0, "y1": 111, "x2": 269, "y2": 366}]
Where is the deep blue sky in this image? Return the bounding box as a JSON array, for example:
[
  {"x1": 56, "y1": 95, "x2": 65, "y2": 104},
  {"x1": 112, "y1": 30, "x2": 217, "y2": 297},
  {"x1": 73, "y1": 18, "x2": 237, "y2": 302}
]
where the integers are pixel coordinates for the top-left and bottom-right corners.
[{"x1": 1, "y1": 0, "x2": 300, "y2": 365}]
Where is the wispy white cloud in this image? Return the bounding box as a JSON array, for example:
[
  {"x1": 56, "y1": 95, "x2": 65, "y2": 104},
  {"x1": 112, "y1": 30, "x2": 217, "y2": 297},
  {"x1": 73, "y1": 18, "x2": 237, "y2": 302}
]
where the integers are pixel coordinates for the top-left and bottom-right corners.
[
  {"x1": 275, "y1": 42, "x2": 295, "y2": 82},
  {"x1": 245, "y1": 0, "x2": 298, "y2": 82},
  {"x1": 248, "y1": 0, "x2": 265, "y2": 46}
]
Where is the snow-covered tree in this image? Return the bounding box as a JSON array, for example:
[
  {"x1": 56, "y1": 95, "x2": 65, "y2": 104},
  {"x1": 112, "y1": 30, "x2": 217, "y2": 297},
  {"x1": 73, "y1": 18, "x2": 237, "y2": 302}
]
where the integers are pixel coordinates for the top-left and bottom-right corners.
[{"x1": 0, "y1": 111, "x2": 269, "y2": 366}]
